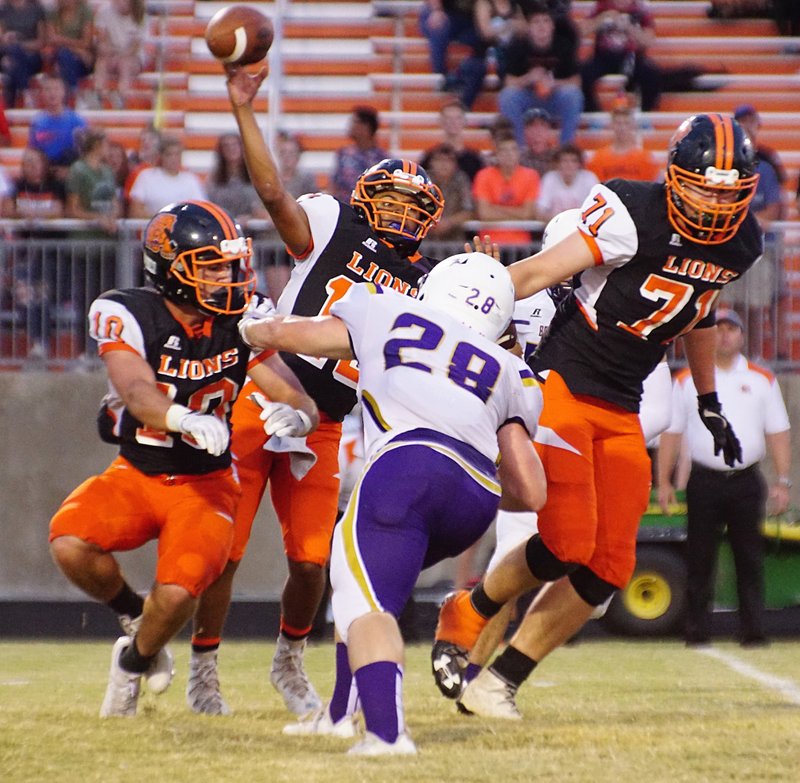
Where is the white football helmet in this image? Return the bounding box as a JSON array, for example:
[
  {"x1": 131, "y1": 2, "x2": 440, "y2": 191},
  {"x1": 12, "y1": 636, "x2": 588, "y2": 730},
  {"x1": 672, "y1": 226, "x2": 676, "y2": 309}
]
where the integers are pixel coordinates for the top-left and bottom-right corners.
[
  {"x1": 416, "y1": 252, "x2": 514, "y2": 342},
  {"x1": 541, "y1": 208, "x2": 582, "y2": 250}
]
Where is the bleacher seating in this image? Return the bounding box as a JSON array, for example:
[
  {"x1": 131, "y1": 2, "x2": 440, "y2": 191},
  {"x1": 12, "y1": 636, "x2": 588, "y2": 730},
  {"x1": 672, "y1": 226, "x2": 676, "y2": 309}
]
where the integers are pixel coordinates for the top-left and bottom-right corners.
[{"x1": 1, "y1": 0, "x2": 799, "y2": 362}]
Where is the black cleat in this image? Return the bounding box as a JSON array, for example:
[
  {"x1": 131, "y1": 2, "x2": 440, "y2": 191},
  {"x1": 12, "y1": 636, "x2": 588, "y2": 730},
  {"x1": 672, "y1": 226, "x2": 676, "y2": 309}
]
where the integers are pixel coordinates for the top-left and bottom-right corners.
[{"x1": 431, "y1": 640, "x2": 468, "y2": 699}]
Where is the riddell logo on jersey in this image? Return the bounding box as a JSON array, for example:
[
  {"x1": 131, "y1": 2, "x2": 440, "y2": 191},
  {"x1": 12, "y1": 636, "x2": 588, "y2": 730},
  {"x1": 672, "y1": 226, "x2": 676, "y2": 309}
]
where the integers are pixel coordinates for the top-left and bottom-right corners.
[
  {"x1": 157, "y1": 349, "x2": 239, "y2": 380},
  {"x1": 346, "y1": 252, "x2": 418, "y2": 296},
  {"x1": 662, "y1": 255, "x2": 739, "y2": 285}
]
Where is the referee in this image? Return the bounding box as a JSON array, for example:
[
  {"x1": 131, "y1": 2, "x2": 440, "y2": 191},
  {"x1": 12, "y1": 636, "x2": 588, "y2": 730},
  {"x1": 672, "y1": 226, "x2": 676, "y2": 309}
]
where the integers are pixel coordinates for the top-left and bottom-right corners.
[{"x1": 657, "y1": 308, "x2": 791, "y2": 647}]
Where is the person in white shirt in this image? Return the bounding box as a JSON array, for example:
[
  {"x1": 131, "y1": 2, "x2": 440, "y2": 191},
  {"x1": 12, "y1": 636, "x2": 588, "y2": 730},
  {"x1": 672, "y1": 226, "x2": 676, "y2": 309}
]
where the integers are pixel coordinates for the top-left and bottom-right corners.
[
  {"x1": 238, "y1": 252, "x2": 546, "y2": 755},
  {"x1": 657, "y1": 307, "x2": 791, "y2": 647},
  {"x1": 128, "y1": 137, "x2": 206, "y2": 217},
  {"x1": 535, "y1": 143, "x2": 598, "y2": 221}
]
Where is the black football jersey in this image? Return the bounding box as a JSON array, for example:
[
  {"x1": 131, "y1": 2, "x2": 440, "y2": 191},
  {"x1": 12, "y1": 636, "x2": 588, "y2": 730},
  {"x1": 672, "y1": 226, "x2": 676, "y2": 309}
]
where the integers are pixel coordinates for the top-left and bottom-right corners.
[
  {"x1": 276, "y1": 194, "x2": 438, "y2": 421},
  {"x1": 532, "y1": 180, "x2": 763, "y2": 411},
  {"x1": 89, "y1": 287, "x2": 260, "y2": 475}
]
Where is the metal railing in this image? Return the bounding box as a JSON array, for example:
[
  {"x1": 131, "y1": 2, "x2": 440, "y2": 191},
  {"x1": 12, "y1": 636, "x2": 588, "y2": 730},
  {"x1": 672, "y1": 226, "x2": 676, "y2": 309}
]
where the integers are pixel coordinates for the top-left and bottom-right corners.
[{"x1": 2, "y1": 219, "x2": 798, "y2": 370}]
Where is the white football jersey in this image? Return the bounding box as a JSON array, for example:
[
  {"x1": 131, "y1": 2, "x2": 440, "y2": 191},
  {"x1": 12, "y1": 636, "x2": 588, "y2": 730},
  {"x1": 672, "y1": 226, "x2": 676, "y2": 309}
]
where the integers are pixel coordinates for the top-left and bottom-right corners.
[
  {"x1": 331, "y1": 283, "x2": 542, "y2": 465},
  {"x1": 513, "y1": 289, "x2": 558, "y2": 363}
]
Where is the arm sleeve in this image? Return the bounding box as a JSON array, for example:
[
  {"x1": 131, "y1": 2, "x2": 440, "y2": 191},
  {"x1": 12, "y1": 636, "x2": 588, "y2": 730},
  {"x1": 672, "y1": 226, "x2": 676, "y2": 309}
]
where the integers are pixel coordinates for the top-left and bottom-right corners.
[
  {"x1": 576, "y1": 183, "x2": 639, "y2": 266},
  {"x1": 88, "y1": 296, "x2": 146, "y2": 358},
  {"x1": 764, "y1": 378, "x2": 791, "y2": 434}
]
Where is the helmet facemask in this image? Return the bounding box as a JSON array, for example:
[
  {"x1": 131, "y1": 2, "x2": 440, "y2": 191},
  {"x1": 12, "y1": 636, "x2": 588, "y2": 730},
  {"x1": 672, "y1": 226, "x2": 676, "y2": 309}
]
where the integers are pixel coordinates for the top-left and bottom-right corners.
[
  {"x1": 169, "y1": 237, "x2": 256, "y2": 316},
  {"x1": 351, "y1": 160, "x2": 444, "y2": 251},
  {"x1": 666, "y1": 163, "x2": 758, "y2": 245}
]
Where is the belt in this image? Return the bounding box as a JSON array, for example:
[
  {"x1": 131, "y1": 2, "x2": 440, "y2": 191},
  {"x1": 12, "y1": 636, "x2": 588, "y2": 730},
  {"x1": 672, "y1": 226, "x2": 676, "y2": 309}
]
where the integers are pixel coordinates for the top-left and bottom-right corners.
[{"x1": 690, "y1": 461, "x2": 759, "y2": 480}]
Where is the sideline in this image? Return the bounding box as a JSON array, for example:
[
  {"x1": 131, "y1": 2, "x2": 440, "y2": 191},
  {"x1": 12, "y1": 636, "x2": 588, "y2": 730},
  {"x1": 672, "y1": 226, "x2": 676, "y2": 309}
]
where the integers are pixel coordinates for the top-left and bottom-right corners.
[{"x1": 698, "y1": 646, "x2": 800, "y2": 705}]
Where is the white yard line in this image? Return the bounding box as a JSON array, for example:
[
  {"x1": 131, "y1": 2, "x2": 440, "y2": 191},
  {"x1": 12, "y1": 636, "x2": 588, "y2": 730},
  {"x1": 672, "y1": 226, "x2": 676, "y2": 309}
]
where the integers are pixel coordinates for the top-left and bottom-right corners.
[{"x1": 698, "y1": 647, "x2": 800, "y2": 706}]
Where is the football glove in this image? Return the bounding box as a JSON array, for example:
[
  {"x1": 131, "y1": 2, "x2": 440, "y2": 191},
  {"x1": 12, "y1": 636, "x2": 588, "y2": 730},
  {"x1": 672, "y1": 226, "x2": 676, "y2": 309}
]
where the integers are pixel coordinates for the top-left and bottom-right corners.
[
  {"x1": 165, "y1": 404, "x2": 230, "y2": 457},
  {"x1": 238, "y1": 294, "x2": 277, "y2": 349},
  {"x1": 697, "y1": 392, "x2": 742, "y2": 468},
  {"x1": 253, "y1": 396, "x2": 313, "y2": 438}
]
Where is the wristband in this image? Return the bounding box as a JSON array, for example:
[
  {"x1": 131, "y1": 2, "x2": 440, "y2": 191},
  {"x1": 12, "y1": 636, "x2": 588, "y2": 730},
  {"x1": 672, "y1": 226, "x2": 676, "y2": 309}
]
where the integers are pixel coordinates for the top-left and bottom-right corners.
[
  {"x1": 777, "y1": 476, "x2": 792, "y2": 488},
  {"x1": 165, "y1": 404, "x2": 192, "y2": 432}
]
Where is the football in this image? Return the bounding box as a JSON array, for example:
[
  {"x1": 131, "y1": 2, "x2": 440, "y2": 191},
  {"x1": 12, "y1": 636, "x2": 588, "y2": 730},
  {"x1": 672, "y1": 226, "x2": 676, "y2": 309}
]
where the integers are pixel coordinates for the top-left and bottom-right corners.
[{"x1": 205, "y1": 5, "x2": 274, "y2": 66}]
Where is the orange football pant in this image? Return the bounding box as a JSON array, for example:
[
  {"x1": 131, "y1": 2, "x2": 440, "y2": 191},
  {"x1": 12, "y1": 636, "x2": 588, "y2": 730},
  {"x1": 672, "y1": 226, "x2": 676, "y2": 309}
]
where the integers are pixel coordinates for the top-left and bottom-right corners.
[
  {"x1": 534, "y1": 371, "x2": 651, "y2": 588},
  {"x1": 49, "y1": 455, "x2": 240, "y2": 597},
  {"x1": 229, "y1": 382, "x2": 342, "y2": 565}
]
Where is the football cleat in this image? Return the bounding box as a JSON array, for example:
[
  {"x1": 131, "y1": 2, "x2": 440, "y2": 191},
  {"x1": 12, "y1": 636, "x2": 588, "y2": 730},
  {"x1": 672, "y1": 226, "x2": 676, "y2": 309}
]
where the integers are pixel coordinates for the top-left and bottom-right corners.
[
  {"x1": 347, "y1": 731, "x2": 417, "y2": 756},
  {"x1": 270, "y1": 635, "x2": 323, "y2": 716},
  {"x1": 187, "y1": 649, "x2": 231, "y2": 716},
  {"x1": 117, "y1": 613, "x2": 174, "y2": 694},
  {"x1": 144, "y1": 645, "x2": 175, "y2": 694},
  {"x1": 99, "y1": 636, "x2": 141, "y2": 718},
  {"x1": 431, "y1": 640, "x2": 468, "y2": 699},
  {"x1": 433, "y1": 590, "x2": 488, "y2": 654},
  {"x1": 282, "y1": 704, "x2": 360, "y2": 738},
  {"x1": 457, "y1": 668, "x2": 522, "y2": 720}
]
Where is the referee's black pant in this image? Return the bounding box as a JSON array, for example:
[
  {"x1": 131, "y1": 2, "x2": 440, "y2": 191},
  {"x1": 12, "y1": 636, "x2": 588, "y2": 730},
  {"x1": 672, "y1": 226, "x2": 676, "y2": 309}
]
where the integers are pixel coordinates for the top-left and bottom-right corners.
[{"x1": 685, "y1": 462, "x2": 767, "y2": 643}]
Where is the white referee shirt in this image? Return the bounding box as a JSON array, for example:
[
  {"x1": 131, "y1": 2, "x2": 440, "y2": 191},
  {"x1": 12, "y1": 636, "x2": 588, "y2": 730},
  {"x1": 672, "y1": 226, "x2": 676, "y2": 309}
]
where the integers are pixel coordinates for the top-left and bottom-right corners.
[{"x1": 666, "y1": 354, "x2": 790, "y2": 471}]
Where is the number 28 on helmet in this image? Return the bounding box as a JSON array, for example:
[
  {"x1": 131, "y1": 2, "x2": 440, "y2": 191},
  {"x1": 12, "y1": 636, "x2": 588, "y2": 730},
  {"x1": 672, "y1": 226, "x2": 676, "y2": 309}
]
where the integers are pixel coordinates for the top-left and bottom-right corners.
[
  {"x1": 143, "y1": 200, "x2": 256, "y2": 315},
  {"x1": 665, "y1": 113, "x2": 759, "y2": 245}
]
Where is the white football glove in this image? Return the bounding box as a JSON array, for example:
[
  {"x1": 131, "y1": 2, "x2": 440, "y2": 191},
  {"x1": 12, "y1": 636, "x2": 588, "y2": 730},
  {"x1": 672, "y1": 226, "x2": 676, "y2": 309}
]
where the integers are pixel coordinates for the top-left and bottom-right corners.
[
  {"x1": 238, "y1": 294, "x2": 277, "y2": 349},
  {"x1": 165, "y1": 404, "x2": 230, "y2": 456},
  {"x1": 258, "y1": 401, "x2": 313, "y2": 438}
]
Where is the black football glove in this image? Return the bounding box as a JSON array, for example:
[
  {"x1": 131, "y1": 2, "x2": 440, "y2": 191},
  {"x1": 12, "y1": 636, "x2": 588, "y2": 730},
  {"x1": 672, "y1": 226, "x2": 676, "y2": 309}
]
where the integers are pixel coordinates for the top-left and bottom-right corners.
[{"x1": 697, "y1": 392, "x2": 743, "y2": 468}]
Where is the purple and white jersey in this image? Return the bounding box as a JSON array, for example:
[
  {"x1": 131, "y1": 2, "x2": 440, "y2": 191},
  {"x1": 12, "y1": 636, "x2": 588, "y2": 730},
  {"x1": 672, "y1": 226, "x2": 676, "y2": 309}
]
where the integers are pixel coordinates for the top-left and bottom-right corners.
[{"x1": 330, "y1": 282, "x2": 542, "y2": 470}]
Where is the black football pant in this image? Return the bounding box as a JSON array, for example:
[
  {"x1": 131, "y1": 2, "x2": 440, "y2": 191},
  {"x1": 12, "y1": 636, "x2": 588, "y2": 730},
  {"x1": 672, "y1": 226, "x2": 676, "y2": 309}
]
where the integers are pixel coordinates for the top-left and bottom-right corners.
[{"x1": 685, "y1": 463, "x2": 767, "y2": 642}]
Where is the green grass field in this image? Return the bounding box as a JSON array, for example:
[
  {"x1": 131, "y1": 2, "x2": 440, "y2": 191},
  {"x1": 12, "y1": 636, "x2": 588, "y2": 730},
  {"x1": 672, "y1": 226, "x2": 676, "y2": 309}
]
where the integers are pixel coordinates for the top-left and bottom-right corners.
[{"x1": 2, "y1": 639, "x2": 800, "y2": 782}]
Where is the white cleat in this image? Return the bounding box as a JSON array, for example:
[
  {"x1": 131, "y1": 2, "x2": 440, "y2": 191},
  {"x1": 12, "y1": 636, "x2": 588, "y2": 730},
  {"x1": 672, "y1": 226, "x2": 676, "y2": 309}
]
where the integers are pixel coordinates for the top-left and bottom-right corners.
[
  {"x1": 282, "y1": 704, "x2": 360, "y2": 738},
  {"x1": 145, "y1": 646, "x2": 175, "y2": 695},
  {"x1": 347, "y1": 731, "x2": 417, "y2": 756},
  {"x1": 187, "y1": 649, "x2": 231, "y2": 716},
  {"x1": 99, "y1": 636, "x2": 141, "y2": 718},
  {"x1": 117, "y1": 612, "x2": 174, "y2": 695},
  {"x1": 457, "y1": 668, "x2": 522, "y2": 720},
  {"x1": 270, "y1": 636, "x2": 322, "y2": 716}
]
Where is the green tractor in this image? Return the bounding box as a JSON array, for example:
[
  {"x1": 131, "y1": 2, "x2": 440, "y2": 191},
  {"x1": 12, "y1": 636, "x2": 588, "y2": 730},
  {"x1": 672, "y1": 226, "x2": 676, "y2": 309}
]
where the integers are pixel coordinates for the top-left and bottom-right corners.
[{"x1": 602, "y1": 492, "x2": 800, "y2": 636}]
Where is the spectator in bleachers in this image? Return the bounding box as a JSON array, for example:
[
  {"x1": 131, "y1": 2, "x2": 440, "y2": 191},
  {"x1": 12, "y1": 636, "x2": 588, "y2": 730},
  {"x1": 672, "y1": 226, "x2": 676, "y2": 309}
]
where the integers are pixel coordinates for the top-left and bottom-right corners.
[
  {"x1": 257, "y1": 131, "x2": 316, "y2": 300},
  {"x1": 92, "y1": 0, "x2": 146, "y2": 109},
  {"x1": 27, "y1": 73, "x2": 86, "y2": 179},
  {"x1": 44, "y1": 0, "x2": 95, "y2": 102},
  {"x1": 420, "y1": 99, "x2": 484, "y2": 181},
  {"x1": 2, "y1": 145, "x2": 65, "y2": 219},
  {"x1": 580, "y1": 0, "x2": 662, "y2": 113},
  {"x1": 128, "y1": 135, "x2": 205, "y2": 218},
  {"x1": 423, "y1": 142, "x2": 474, "y2": 242},
  {"x1": 419, "y1": 1, "x2": 482, "y2": 99},
  {"x1": 585, "y1": 97, "x2": 659, "y2": 182},
  {"x1": 773, "y1": 0, "x2": 800, "y2": 35},
  {"x1": 0, "y1": 0, "x2": 46, "y2": 108},
  {"x1": 497, "y1": 2, "x2": 583, "y2": 145},
  {"x1": 733, "y1": 104, "x2": 788, "y2": 187},
  {"x1": 206, "y1": 132, "x2": 268, "y2": 225},
  {"x1": 461, "y1": 0, "x2": 526, "y2": 108},
  {"x1": 0, "y1": 94, "x2": 11, "y2": 145},
  {"x1": 329, "y1": 105, "x2": 386, "y2": 202},
  {"x1": 519, "y1": 106, "x2": 557, "y2": 176},
  {"x1": 536, "y1": 142, "x2": 598, "y2": 221},
  {"x1": 104, "y1": 138, "x2": 129, "y2": 204},
  {"x1": 722, "y1": 106, "x2": 788, "y2": 360},
  {"x1": 2, "y1": 146, "x2": 66, "y2": 359},
  {"x1": 65, "y1": 126, "x2": 118, "y2": 232},
  {"x1": 472, "y1": 128, "x2": 541, "y2": 247},
  {"x1": 122, "y1": 121, "x2": 159, "y2": 201}
]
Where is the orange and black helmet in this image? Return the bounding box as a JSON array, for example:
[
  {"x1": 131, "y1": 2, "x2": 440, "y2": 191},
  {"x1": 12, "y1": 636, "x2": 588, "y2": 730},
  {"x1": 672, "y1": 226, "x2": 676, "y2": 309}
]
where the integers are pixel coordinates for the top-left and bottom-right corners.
[
  {"x1": 665, "y1": 113, "x2": 759, "y2": 245},
  {"x1": 142, "y1": 200, "x2": 256, "y2": 315},
  {"x1": 351, "y1": 158, "x2": 444, "y2": 253}
]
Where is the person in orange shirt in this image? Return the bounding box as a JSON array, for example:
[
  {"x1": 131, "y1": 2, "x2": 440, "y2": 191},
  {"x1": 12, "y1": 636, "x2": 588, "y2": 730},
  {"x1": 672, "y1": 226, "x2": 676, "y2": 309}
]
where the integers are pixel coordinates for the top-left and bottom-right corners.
[
  {"x1": 586, "y1": 100, "x2": 660, "y2": 183},
  {"x1": 472, "y1": 129, "x2": 541, "y2": 247}
]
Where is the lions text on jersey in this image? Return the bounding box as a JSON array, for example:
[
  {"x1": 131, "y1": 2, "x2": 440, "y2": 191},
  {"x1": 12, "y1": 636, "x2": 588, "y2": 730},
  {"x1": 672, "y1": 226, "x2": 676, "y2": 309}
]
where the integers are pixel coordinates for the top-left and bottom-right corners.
[
  {"x1": 276, "y1": 193, "x2": 438, "y2": 421},
  {"x1": 533, "y1": 180, "x2": 763, "y2": 411},
  {"x1": 90, "y1": 288, "x2": 270, "y2": 475}
]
